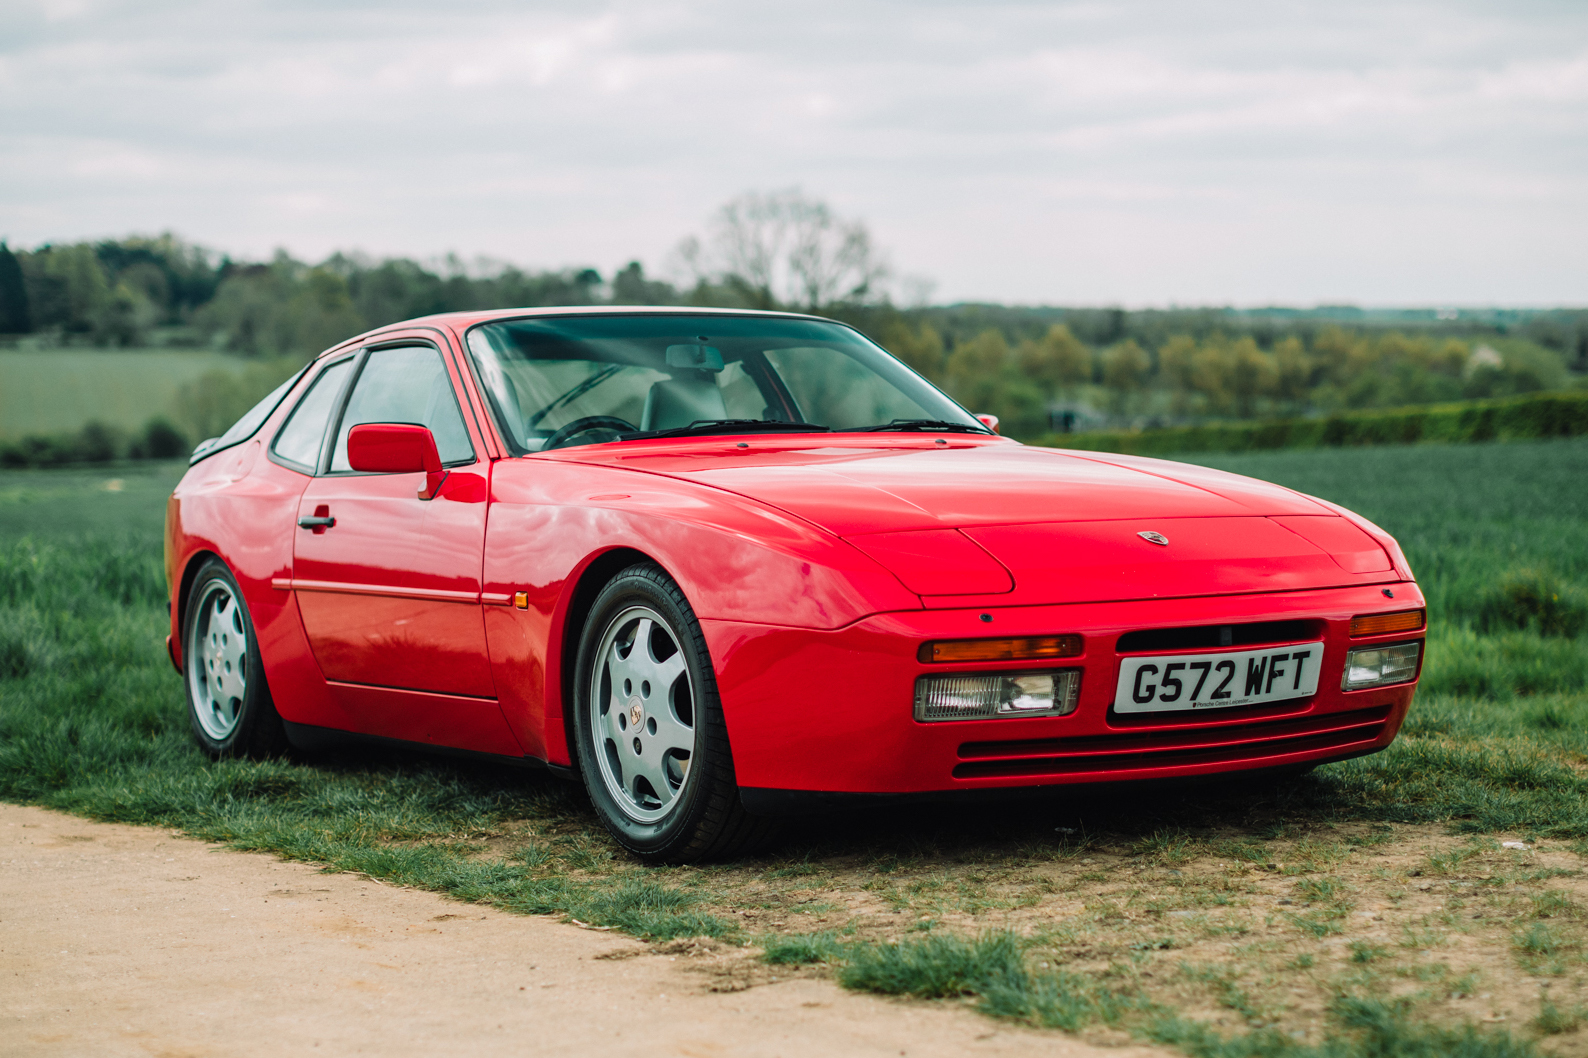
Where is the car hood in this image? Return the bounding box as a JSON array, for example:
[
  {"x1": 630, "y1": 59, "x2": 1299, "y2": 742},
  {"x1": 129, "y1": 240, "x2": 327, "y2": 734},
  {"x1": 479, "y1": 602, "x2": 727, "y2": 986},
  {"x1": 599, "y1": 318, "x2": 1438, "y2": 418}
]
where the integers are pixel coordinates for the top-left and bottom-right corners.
[{"x1": 559, "y1": 438, "x2": 1397, "y2": 603}]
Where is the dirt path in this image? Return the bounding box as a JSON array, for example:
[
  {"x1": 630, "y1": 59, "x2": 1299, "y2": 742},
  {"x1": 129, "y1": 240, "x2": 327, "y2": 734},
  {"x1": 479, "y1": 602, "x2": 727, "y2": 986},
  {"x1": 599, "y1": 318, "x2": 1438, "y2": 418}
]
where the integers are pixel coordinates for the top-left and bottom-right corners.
[{"x1": 1, "y1": 803, "x2": 1168, "y2": 1058}]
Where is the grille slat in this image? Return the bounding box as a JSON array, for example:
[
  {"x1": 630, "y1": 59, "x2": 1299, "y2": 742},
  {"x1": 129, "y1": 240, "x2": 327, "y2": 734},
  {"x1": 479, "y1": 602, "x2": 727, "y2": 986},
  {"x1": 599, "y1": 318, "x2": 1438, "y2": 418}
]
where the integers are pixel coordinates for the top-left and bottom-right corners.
[{"x1": 953, "y1": 706, "x2": 1390, "y2": 780}]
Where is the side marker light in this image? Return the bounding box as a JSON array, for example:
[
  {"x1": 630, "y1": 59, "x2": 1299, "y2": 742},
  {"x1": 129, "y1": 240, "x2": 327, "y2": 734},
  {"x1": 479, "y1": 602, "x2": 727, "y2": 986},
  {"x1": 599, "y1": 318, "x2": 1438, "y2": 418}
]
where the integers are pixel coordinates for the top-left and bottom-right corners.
[{"x1": 513, "y1": 591, "x2": 529, "y2": 610}]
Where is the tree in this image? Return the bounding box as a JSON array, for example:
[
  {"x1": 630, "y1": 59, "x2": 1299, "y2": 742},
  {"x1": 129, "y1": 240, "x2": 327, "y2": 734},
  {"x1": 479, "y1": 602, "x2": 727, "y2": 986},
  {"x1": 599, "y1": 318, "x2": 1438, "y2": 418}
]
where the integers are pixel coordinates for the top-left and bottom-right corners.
[
  {"x1": 878, "y1": 318, "x2": 946, "y2": 382},
  {"x1": 1018, "y1": 324, "x2": 1092, "y2": 397},
  {"x1": 945, "y1": 329, "x2": 1013, "y2": 405},
  {"x1": 1101, "y1": 339, "x2": 1151, "y2": 416},
  {"x1": 0, "y1": 242, "x2": 31, "y2": 334},
  {"x1": 609, "y1": 261, "x2": 677, "y2": 305},
  {"x1": 288, "y1": 268, "x2": 366, "y2": 355},
  {"x1": 1157, "y1": 335, "x2": 1198, "y2": 415},
  {"x1": 20, "y1": 243, "x2": 113, "y2": 336},
  {"x1": 1191, "y1": 336, "x2": 1236, "y2": 415},
  {"x1": 194, "y1": 266, "x2": 291, "y2": 355},
  {"x1": 1273, "y1": 336, "x2": 1311, "y2": 409},
  {"x1": 94, "y1": 233, "x2": 220, "y2": 321},
  {"x1": 944, "y1": 329, "x2": 1046, "y2": 436},
  {"x1": 677, "y1": 190, "x2": 889, "y2": 311},
  {"x1": 1229, "y1": 336, "x2": 1278, "y2": 417},
  {"x1": 1313, "y1": 326, "x2": 1369, "y2": 387}
]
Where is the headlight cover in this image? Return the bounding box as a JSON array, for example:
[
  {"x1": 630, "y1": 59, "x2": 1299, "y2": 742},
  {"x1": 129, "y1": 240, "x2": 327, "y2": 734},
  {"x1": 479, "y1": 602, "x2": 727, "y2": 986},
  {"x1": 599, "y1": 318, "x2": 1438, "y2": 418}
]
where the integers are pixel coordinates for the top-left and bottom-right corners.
[
  {"x1": 1341, "y1": 641, "x2": 1421, "y2": 690},
  {"x1": 915, "y1": 670, "x2": 1081, "y2": 722}
]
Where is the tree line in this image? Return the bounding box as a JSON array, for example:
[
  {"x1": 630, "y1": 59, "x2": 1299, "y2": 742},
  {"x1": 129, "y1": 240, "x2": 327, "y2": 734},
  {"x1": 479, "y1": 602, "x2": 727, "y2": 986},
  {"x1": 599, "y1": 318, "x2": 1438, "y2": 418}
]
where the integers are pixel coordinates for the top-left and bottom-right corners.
[
  {"x1": 1, "y1": 191, "x2": 1583, "y2": 455},
  {"x1": 875, "y1": 319, "x2": 1577, "y2": 438}
]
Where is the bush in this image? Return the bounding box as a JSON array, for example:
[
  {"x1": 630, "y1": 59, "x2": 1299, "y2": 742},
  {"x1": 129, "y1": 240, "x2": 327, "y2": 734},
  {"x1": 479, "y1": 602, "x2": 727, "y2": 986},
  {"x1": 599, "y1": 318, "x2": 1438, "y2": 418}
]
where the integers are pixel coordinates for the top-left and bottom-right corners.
[
  {"x1": 2, "y1": 415, "x2": 190, "y2": 467},
  {"x1": 0, "y1": 434, "x2": 74, "y2": 467},
  {"x1": 1471, "y1": 571, "x2": 1588, "y2": 638},
  {"x1": 129, "y1": 417, "x2": 189, "y2": 460},
  {"x1": 1043, "y1": 391, "x2": 1588, "y2": 456},
  {"x1": 72, "y1": 421, "x2": 118, "y2": 463}
]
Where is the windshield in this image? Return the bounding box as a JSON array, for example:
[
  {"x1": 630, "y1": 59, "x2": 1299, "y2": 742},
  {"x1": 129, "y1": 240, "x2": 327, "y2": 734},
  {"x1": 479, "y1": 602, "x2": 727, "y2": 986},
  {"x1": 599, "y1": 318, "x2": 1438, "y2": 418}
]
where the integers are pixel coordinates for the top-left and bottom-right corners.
[{"x1": 464, "y1": 314, "x2": 987, "y2": 452}]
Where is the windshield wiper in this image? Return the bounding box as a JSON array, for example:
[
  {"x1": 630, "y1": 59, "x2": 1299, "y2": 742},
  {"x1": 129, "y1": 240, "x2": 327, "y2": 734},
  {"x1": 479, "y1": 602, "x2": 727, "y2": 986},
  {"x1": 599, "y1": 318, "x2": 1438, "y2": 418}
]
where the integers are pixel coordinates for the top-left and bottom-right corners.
[
  {"x1": 851, "y1": 419, "x2": 990, "y2": 434},
  {"x1": 527, "y1": 365, "x2": 623, "y2": 428},
  {"x1": 620, "y1": 419, "x2": 832, "y2": 440}
]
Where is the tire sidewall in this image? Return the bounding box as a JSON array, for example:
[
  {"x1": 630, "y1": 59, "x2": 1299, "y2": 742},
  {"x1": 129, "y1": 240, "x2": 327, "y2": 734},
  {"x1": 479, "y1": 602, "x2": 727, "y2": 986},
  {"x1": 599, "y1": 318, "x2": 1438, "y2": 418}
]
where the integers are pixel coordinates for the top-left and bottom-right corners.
[
  {"x1": 182, "y1": 559, "x2": 269, "y2": 757},
  {"x1": 573, "y1": 566, "x2": 723, "y2": 858}
]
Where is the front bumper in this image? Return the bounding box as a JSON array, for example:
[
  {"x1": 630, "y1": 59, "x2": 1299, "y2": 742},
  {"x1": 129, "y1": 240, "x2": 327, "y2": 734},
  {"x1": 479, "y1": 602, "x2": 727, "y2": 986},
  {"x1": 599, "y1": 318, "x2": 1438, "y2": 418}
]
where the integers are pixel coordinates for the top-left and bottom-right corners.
[{"x1": 703, "y1": 582, "x2": 1423, "y2": 797}]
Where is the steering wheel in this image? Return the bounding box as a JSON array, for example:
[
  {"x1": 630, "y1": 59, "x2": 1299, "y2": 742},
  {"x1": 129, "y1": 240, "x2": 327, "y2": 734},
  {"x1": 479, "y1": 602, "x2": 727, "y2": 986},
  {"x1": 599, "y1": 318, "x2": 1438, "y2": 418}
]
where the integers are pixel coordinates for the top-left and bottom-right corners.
[{"x1": 542, "y1": 415, "x2": 638, "y2": 451}]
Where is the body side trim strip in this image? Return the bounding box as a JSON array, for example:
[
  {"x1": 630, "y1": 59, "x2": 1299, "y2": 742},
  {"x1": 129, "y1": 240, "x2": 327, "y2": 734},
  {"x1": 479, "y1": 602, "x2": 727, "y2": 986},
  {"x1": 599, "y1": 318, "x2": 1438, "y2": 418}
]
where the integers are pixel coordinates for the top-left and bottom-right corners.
[
  {"x1": 286, "y1": 578, "x2": 480, "y2": 603},
  {"x1": 324, "y1": 679, "x2": 496, "y2": 701}
]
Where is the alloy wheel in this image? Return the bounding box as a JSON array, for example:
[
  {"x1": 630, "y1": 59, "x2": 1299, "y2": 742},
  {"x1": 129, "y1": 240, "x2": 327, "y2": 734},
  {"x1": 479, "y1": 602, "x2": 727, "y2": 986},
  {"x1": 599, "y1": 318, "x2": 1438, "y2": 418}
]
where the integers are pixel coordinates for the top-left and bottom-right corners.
[
  {"x1": 187, "y1": 580, "x2": 248, "y2": 740},
  {"x1": 588, "y1": 605, "x2": 696, "y2": 824}
]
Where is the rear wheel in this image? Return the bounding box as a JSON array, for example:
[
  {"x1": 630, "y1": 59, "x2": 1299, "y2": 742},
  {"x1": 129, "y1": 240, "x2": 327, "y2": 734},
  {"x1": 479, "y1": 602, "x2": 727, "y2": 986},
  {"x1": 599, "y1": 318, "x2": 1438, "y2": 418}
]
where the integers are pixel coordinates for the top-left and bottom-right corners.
[
  {"x1": 182, "y1": 558, "x2": 289, "y2": 758},
  {"x1": 573, "y1": 563, "x2": 775, "y2": 863}
]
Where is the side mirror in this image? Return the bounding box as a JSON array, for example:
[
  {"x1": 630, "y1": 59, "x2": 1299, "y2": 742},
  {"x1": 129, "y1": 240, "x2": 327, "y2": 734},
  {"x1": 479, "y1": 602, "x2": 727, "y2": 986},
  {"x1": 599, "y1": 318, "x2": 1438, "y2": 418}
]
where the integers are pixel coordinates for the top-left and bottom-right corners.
[
  {"x1": 975, "y1": 413, "x2": 1001, "y2": 435},
  {"x1": 347, "y1": 423, "x2": 447, "y2": 500}
]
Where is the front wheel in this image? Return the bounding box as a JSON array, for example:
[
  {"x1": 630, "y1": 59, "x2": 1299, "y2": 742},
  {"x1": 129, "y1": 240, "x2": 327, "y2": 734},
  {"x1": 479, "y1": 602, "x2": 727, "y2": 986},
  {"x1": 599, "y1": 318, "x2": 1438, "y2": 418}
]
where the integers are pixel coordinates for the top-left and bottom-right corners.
[
  {"x1": 573, "y1": 563, "x2": 774, "y2": 863},
  {"x1": 182, "y1": 558, "x2": 289, "y2": 758}
]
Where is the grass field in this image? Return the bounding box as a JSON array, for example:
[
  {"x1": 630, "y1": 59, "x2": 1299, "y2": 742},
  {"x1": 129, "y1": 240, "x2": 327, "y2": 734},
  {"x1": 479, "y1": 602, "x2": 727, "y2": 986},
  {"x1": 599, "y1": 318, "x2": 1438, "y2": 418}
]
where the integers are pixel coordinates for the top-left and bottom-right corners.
[
  {"x1": 2, "y1": 441, "x2": 1585, "y2": 1057},
  {"x1": 0, "y1": 349, "x2": 298, "y2": 443}
]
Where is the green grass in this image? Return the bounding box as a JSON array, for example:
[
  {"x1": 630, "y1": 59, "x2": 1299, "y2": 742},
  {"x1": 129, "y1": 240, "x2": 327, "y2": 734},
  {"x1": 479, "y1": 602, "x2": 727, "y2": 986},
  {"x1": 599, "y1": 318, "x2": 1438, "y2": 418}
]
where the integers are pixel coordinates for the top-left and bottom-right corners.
[
  {"x1": 839, "y1": 932, "x2": 1540, "y2": 1056},
  {"x1": 2, "y1": 439, "x2": 1586, "y2": 1056},
  {"x1": 1185, "y1": 438, "x2": 1588, "y2": 621},
  {"x1": 0, "y1": 460, "x2": 185, "y2": 539}
]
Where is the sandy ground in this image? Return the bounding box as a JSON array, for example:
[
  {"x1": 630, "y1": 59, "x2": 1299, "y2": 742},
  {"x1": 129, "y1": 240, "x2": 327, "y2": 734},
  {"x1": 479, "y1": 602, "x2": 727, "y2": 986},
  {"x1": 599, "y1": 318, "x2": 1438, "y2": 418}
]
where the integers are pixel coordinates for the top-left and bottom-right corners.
[{"x1": 0, "y1": 803, "x2": 1170, "y2": 1058}]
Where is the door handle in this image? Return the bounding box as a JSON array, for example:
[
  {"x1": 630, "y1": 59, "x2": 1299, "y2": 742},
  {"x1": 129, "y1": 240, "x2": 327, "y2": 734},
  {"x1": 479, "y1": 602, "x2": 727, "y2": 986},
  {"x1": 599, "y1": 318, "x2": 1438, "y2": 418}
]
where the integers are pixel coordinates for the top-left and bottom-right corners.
[{"x1": 297, "y1": 515, "x2": 336, "y2": 529}]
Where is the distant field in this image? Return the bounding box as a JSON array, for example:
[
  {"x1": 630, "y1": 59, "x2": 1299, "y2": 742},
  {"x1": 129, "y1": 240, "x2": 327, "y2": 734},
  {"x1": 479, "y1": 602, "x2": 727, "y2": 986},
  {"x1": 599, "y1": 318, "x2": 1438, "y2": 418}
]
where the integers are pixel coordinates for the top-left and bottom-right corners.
[{"x1": 0, "y1": 349, "x2": 256, "y2": 440}]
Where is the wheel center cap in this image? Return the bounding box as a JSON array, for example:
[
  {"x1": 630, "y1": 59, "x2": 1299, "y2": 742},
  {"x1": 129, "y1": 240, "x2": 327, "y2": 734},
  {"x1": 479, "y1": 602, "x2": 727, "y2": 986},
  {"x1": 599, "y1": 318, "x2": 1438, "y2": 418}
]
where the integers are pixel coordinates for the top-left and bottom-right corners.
[{"x1": 627, "y1": 696, "x2": 644, "y2": 728}]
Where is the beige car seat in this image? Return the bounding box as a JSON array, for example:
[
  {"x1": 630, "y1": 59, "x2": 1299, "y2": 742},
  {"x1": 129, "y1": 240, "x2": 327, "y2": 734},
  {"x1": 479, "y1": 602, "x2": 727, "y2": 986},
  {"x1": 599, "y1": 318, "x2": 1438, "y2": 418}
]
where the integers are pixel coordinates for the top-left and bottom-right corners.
[{"x1": 640, "y1": 345, "x2": 729, "y2": 431}]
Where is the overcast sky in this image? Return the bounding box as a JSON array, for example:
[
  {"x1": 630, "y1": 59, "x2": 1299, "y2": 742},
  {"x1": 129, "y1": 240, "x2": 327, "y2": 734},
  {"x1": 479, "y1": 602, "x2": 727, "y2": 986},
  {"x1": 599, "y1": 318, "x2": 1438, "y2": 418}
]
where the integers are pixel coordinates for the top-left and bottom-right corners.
[{"x1": 3, "y1": 0, "x2": 1585, "y2": 305}]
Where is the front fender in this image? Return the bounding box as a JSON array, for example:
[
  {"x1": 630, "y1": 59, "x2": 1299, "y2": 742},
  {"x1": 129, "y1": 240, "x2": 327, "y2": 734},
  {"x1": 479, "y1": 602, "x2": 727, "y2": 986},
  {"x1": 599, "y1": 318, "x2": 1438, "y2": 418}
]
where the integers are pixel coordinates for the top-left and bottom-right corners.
[{"x1": 480, "y1": 458, "x2": 921, "y2": 763}]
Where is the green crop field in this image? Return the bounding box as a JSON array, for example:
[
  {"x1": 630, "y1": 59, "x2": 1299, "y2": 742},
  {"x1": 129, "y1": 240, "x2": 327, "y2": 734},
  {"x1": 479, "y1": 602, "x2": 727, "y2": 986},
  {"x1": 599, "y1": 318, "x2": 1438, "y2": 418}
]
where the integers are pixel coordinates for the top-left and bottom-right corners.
[
  {"x1": 0, "y1": 348, "x2": 279, "y2": 441},
  {"x1": 1187, "y1": 442, "x2": 1588, "y2": 703},
  {"x1": 2, "y1": 440, "x2": 1585, "y2": 1057}
]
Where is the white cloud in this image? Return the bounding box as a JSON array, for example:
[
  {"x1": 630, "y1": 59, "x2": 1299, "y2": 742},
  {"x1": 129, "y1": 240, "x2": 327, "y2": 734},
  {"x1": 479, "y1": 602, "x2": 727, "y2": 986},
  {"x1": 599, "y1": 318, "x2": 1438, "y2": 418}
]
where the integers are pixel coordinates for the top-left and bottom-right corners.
[{"x1": 0, "y1": 0, "x2": 1583, "y2": 303}]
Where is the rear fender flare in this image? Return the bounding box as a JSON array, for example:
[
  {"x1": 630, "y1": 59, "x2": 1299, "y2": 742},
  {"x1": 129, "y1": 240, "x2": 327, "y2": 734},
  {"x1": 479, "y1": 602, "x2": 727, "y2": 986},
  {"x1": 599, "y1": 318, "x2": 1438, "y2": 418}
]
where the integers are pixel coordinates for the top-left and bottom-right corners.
[{"x1": 171, "y1": 548, "x2": 223, "y2": 672}]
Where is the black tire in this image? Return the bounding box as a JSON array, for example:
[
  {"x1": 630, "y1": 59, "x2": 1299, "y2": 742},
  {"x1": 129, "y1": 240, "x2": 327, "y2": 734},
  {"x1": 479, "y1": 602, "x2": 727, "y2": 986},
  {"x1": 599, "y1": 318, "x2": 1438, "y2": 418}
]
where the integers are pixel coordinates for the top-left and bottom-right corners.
[
  {"x1": 572, "y1": 563, "x2": 776, "y2": 863},
  {"x1": 182, "y1": 558, "x2": 290, "y2": 759}
]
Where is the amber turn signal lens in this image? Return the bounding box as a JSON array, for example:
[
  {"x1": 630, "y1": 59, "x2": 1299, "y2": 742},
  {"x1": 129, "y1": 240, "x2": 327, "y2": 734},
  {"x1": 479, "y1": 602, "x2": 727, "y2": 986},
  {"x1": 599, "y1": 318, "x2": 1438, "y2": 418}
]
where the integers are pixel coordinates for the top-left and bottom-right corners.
[
  {"x1": 513, "y1": 591, "x2": 529, "y2": 610},
  {"x1": 1349, "y1": 609, "x2": 1425, "y2": 637},
  {"x1": 918, "y1": 635, "x2": 1083, "y2": 664}
]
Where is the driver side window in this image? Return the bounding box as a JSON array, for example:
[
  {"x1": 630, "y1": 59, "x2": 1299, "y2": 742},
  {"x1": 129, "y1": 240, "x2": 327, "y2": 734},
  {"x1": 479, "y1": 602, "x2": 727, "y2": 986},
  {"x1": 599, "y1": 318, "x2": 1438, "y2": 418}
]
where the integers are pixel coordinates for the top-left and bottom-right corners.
[{"x1": 330, "y1": 346, "x2": 475, "y2": 472}]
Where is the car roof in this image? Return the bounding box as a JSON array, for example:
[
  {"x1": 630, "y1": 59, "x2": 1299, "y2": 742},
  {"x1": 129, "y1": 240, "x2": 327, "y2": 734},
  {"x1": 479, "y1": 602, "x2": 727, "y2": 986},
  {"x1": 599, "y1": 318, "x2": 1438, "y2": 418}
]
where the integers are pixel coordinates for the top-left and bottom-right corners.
[{"x1": 316, "y1": 305, "x2": 839, "y2": 359}]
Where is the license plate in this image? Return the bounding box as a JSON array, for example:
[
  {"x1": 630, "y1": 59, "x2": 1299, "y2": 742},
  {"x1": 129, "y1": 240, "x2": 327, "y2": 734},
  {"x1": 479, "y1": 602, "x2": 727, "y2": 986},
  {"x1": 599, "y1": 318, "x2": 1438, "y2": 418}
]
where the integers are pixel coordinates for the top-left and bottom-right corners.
[{"x1": 1113, "y1": 642, "x2": 1324, "y2": 714}]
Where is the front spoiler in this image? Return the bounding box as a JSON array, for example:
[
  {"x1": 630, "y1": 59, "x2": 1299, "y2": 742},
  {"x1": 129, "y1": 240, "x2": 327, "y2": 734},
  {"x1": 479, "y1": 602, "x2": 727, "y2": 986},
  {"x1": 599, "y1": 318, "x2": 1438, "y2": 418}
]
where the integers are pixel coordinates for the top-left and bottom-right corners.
[{"x1": 738, "y1": 743, "x2": 1384, "y2": 816}]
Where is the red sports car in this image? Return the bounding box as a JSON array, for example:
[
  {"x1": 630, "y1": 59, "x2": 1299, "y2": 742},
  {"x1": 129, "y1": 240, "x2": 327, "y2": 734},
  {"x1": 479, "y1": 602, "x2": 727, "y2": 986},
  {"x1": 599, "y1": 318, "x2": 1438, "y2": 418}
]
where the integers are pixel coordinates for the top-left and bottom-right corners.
[{"x1": 166, "y1": 308, "x2": 1425, "y2": 862}]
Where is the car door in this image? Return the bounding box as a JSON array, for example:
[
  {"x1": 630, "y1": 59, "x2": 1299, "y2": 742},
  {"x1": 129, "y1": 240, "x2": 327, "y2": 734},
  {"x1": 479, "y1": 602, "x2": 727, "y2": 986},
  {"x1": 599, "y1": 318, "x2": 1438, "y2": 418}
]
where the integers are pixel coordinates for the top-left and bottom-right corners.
[{"x1": 290, "y1": 341, "x2": 497, "y2": 709}]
